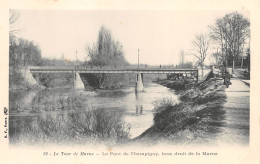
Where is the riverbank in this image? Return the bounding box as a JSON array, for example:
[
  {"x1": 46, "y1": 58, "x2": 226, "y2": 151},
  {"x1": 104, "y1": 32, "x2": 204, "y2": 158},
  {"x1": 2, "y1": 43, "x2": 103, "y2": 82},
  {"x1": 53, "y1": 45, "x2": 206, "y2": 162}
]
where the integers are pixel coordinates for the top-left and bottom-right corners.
[
  {"x1": 9, "y1": 82, "x2": 179, "y2": 146},
  {"x1": 154, "y1": 78, "x2": 195, "y2": 91},
  {"x1": 9, "y1": 90, "x2": 132, "y2": 146},
  {"x1": 133, "y1": 78, "x2": 227, "y2": 145}
]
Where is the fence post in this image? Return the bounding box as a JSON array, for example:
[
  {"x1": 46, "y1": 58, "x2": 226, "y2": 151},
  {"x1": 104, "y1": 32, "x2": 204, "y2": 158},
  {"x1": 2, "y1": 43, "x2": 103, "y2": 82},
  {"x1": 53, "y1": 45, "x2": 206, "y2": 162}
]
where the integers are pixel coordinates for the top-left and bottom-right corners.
[{"x1": 196, "y1": 70, "x2": 199, "y2": 83}]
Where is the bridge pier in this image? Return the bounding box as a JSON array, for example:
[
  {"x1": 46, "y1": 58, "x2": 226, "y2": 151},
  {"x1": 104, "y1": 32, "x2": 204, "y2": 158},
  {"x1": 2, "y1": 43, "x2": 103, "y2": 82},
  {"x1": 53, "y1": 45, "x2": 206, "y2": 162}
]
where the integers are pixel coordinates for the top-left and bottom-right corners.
[
  {"x1": 135, "y1": 91, "x2": 143, "y2": 115},
  {"x1": 73, "y1": 72, "x2": 85, "y2": 89},
  {"x1": 135, "y1": 73, "x2": 144, "y2": 92},
  {"x1": 20, "y1": 67, "x2": 38, "y2": 86},
  {"x1": 34, "y1": 73, "x2": 41, "y2": 84}
]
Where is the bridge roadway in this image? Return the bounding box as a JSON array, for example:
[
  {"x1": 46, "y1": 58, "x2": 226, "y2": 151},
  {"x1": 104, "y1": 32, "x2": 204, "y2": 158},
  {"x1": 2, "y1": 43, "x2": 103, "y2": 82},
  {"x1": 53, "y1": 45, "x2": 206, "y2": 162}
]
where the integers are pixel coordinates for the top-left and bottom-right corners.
[{"x1": 29, "y1": 66, "x2": 198, "y2": 74}]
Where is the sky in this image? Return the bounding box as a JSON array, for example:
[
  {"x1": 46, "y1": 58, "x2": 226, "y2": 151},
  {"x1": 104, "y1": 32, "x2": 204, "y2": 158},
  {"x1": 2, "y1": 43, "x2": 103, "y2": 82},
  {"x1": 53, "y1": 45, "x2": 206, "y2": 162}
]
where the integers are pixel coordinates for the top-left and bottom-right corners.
[{"x1": 14, "y1": 10, "x2": 249, "y2": 65}]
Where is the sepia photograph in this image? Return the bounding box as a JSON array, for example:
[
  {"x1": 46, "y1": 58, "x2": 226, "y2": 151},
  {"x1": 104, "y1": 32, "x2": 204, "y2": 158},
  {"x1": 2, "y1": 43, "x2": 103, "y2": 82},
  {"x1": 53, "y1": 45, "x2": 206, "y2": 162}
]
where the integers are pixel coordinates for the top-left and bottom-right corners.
[{"x1": 8, "y1": 9, "x2": 251, "y2": 148}]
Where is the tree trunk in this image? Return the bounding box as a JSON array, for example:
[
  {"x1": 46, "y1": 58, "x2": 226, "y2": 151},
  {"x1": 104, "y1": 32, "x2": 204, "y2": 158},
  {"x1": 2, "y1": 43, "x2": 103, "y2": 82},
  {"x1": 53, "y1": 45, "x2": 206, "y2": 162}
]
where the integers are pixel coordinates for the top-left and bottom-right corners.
[
  {"x1": 201, "y1": 64, "x2": 204, "y2": 80},
  {"x1": 241, "y1": 41, "x2": 245, "y2": 68},
  {"x1": 241, "y1": 55, "x2": 244, "y2": 68},
  {"x1": 232, "y1": 55, "x2": 235, "y2": 73}
]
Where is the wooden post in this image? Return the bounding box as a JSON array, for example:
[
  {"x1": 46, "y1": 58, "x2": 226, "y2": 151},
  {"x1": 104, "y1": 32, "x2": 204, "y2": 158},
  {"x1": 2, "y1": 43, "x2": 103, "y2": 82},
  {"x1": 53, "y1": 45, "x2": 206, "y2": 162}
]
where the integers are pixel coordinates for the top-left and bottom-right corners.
[
  {"x1": 138, "y1": 48, "x2": 140, "y2": 72},
  {"x1": 196, "y1": 70, "x2": 199, "y2": 83}
]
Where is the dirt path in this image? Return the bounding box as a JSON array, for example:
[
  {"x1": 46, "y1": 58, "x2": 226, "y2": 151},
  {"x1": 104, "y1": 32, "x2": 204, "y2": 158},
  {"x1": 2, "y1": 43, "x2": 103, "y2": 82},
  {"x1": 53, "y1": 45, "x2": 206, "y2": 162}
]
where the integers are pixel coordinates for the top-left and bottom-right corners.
[{"x1": 216, "y1": 78, "x2": 250, "y2": 145}]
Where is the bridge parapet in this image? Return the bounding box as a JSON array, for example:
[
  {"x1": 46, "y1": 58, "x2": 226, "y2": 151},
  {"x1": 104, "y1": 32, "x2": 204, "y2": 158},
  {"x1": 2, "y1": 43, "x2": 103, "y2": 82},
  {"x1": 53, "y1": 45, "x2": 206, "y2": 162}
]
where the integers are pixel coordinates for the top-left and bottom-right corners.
[{"x1": 29, "y1": 66, "x2": 198, "y2": 73}]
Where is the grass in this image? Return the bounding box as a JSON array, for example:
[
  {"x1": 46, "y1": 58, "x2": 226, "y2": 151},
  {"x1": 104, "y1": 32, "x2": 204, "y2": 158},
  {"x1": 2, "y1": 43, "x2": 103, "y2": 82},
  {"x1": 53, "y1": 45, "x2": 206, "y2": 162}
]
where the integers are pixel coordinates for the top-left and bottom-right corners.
[
  {"x1": 152, "y1": 97, "x2": 177, "y2": 114},
  {"x1": 135, "y1": 78, "x2": 227, "y2": 145}
]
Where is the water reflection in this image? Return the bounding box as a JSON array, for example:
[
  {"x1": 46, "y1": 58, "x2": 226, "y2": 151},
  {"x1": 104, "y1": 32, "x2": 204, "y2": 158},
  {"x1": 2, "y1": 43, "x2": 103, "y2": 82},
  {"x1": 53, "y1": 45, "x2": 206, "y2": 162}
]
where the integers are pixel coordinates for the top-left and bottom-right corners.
[
  {"x1": 135, "y1": 92, "x2": 143, "y2": 115},
  {"x1": 9, "y1": 83, "x2": 178, "y2": 142},
  {"x1": 9, "y1": 90, "x2": 38, "y2": 113}
]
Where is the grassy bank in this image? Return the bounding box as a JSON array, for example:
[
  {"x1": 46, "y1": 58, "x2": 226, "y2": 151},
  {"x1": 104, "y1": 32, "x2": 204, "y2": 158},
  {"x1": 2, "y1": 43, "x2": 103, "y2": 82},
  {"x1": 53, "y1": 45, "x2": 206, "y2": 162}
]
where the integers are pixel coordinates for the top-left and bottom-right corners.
[
  {"x1": 134, "y1": 78, "x2": 226, "y2": 145},
  {"x1": 154, "y1": 78, "x2": 193, "y2": 91}
]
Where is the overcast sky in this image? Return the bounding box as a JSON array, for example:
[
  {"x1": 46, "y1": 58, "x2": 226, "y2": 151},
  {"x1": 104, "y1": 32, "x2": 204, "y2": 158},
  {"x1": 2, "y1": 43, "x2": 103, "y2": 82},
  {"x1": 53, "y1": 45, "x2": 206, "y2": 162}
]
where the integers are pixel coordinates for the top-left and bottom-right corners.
[{"x1": 15, "y1": 10, "x2": 249, "y2": 65}]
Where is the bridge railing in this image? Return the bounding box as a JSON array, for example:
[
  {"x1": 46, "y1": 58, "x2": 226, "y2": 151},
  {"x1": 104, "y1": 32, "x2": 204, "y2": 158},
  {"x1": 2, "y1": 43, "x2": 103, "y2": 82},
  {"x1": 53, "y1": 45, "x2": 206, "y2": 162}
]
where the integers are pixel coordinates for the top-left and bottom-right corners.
[{"x1": 28, "y1": 65, "x2": 198, "y2": 71}]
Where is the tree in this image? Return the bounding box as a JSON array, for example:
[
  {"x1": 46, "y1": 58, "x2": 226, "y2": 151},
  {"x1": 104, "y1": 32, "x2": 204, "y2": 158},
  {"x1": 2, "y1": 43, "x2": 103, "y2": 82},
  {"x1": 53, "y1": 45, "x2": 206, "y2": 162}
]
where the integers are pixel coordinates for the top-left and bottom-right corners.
[
  {"x1": 211, "y1": 51, "x2": 222, "y2": 66},
  {"x1": 9, "y1": 10, "x2": 20, "y2": 35},
  {"x1": 192, "y1": 34, "x2": 210, "y2": 77},
  {"x1": 246, "y1": 47, "x2": 250, "y2": 73},
  {"x1": 9, "y1": 36, "x2": 42, "y2": 67},
  {"x1": 85, "y1": 26, "x2": 129, "y2": 88},
  {"x1": 241, "y1": 32, "x2": 250, "y2": 68},
  {"x1": 209, "y1": 12, "x2": 250, "y2": 73},
  {"x1": 87, "y1": 26, "x2": 127, "y2": 67}
]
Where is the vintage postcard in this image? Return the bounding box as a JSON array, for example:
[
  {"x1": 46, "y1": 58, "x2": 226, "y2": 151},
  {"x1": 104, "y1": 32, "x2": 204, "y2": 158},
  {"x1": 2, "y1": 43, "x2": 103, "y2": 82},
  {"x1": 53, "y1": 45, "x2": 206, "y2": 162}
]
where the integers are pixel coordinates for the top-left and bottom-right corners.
[{"x1": 0, "y1": 0, "x2": 259, "y2": 163}]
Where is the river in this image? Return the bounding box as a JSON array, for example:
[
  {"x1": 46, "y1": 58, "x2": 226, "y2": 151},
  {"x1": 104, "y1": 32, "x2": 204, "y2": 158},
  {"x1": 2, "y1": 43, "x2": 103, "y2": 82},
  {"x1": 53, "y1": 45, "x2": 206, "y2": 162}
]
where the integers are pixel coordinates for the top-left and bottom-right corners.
[{"x1": 9, "y1": 83, "x2": 179, "y2": 143}]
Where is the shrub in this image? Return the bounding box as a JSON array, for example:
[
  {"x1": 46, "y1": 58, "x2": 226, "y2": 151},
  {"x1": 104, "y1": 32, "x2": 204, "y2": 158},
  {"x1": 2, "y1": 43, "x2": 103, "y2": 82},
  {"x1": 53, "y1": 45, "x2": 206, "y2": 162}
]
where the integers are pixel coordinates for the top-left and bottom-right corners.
[
  {"x1": 153, "y1": 102, "x2": 192, "y2": 132},
  {"x1": 152, "y1": 97, "x2": 177, "y2": 114},
  {"x1": 10, "y1": 93, "x2": 131, "y2": 146}
]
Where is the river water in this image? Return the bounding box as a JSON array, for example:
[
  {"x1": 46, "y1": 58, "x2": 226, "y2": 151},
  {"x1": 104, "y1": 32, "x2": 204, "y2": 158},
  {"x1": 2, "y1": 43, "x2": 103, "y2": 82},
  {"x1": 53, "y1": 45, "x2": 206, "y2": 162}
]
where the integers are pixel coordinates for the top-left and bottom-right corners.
[
  {"x1": 9, "y1": 83, "x2": 179, "y2": 142},
  {"x1": 9, "y1": 79, "x2": 250, "y2": 146}
]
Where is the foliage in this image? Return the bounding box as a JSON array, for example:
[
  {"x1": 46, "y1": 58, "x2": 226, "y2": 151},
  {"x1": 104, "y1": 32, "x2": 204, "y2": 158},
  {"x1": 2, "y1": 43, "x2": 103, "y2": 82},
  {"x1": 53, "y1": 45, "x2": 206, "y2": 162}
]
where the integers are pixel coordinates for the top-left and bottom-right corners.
[
  {"x1": 87, "y1": 26, "x2": 127, "y2": 67},
  {"x1": 84, "y1": 26, "x2": 129, "y2": 88},
  {"x1": 245, "y1": 48, "x2": 250, "y2": 72},
  {"x1": 10, "y1": 93, "x2": 131, "y2": 146},
  {"x1": 41, "y1": 58, "x2": 72, "y2": 66},
  {"x1": 9, "y1": 36, "x2": 42, "y2": 67},
  {"x1": 67, "y1": 107, "x2": 131, "y2": 143},
  {"x1": 210, "y1": 52, "x2": 222, "y2": 66},
  {"x1": 153, "y1": 103, "x2": 190, "y2": 131},
  {"x1": 9, "y1": 10, "x2": 20, "y2": 35},
  {"x1": 9, "y1": 67, "x2": 26, "y2": 87},
  {"x1": 138, "y1": 78, "x2": 226, "y2": 144},
  {"x1": 9, "y1": 35, "x2": 78, "y2": 89},
  {"x1": 152, "y1": 97, "x2": 177, "y2": 114},
  {"x1": 35, "y1": 73, "x2": 73, "y2": 88}
]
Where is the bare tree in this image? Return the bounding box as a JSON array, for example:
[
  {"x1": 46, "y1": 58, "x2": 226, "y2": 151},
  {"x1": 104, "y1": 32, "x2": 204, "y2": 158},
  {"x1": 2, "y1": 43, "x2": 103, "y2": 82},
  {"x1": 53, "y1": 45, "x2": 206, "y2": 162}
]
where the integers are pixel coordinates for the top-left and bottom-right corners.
[
  {"x1": 193, "y1": 34, "x2": 210, "y2": 77},
  {"x1": 9, "y1": 10, "x2": 20, "y2": 35},
  {"x1": 209, "y1": 18, "x2": 229, "y2": 74},
  {"x1": 209, "y1": 12, "x2": 250, "y2": 73}
]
